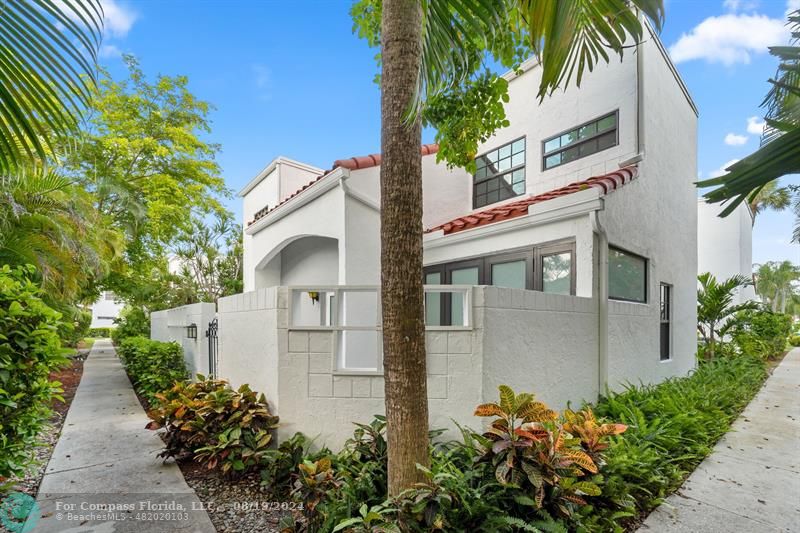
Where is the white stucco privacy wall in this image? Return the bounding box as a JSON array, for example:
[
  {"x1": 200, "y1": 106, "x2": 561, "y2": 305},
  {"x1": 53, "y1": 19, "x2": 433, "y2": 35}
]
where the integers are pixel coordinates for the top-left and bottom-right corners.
[
  {"x1": 150, "y1": 302, "x2": 216, "y2": 378},
  {"x1": 697, "y1": 200, "x2": 756, "y2": 303}
]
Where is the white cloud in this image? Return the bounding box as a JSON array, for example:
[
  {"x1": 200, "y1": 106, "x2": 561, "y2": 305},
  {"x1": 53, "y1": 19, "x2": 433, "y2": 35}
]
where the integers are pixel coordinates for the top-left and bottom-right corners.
[
  {"x1": 747, "y1": 116, "x2": 766, "y2": 135},
  {"x1": 99, "y1": 44, "x2": 121, "y2": 58},
  {"x1": 711, "y1": 159, "x2": 741, "y2": 178},
  {"x1": 723, "y1": 0, "x2": 760, "y2": 12},
  {"x1": 252, "y1": 64, "x2": 272, "y2": 101},
  {"x1": 724, "y1": 133, "x2": 748, "y2": 145},
  {"x1": 668, "y1": 14, "x2": 788, "y2": 65},
  {"x1": 100, "y1": 0, "x2": 137, "y2": 38}
]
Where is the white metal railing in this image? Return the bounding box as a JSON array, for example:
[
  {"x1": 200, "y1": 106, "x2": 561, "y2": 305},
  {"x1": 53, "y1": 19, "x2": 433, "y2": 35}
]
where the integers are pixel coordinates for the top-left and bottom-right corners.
[{"x1": 288, "y1": 285, "x2": 472, "y2": 373}]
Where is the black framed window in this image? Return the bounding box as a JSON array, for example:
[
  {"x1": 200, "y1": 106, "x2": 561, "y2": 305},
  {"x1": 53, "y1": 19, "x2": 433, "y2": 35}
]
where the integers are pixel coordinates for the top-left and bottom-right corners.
[
  {"x1": 474, "y1": 137, "x2": 526, "y2": 208},
  {"x1": 424, "y1": 240, "x2": 574, "y2": 325},
  {"x1": 608, "y1": 247, "x2": 647, "y2": 303},
  {"x1": 660, "y1": 283, "x2": 672, "y2": 361},
  {"x1": 542, "y1": 111, "x2": 618, "y2": 170}
]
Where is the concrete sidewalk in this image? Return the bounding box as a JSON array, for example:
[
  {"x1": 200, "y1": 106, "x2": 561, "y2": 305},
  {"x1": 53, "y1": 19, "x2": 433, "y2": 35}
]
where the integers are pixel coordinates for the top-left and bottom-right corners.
[
  {"x1": 31, "y1": 339, "x2": 215, "y2": 532},
  {"x1": 640, "y1": 348, "x2": 800, "y2": 532}
]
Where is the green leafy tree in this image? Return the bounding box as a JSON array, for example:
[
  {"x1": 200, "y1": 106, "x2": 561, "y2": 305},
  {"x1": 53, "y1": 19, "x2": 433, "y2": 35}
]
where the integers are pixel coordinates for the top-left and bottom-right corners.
[
  {"x1": 352, "y1": 0, "x2": 664, "y2": 494},
  {"x1": 754, "y1": 261, "x2": 800, "y2": 313},
  {"x1": 0, "y1": 0, "x2": 102, "y2": 172},
  {"x1": 63, "y1": 56, "x2": 229, "y2": 304},
  {"x1": 697, "y1": 273, "x2": 758, "y2": 359},
  {"x1": 748, "y1": 180, "x2": 791, "y2": 222},
  {"x1": 698, "y1": 9, "x2": 800, "y2": 238},
  {"x1": 169, "y1": 212, "x2": 243, "y2": 306}
]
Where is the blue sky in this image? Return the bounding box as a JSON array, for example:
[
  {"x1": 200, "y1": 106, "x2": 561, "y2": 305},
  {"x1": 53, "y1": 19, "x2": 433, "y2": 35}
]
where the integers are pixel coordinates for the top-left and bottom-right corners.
[{"x1": 98, "y1": 0, "x2": 798, "y2": 265}]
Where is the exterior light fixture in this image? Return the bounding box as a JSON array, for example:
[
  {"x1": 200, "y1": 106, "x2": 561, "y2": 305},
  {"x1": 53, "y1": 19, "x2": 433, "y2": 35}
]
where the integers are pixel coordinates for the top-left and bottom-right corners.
[
  {"x1": 187, "y1": 323, "x2": 198, "y2": 339},
  {"x1": 308, "y1": 291, "x2": 320, "y2": 304}
]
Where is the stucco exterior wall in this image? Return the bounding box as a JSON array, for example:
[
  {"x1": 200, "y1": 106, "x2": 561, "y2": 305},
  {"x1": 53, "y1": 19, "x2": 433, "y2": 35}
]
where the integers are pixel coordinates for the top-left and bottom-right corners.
[
  {"x1": 480, "y1": 287, "x2": 599, "y2": 409},
  {"x1": 150, "y1": 302, "x2": 216, "y2": 378},
  {"x1": 89, "y1": 292, "x2": 124, "y2": 328},
  {"x1": 598, "y1": 31, "x2": 698, "y2": 386},
  {"x1": 697, "y1": 200, "x2": 756, "y2": 303}
]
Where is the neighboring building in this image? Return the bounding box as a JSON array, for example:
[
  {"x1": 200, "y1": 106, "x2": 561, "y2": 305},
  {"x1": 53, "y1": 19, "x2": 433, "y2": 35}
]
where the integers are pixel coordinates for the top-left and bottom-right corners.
[
  {"x1": 697, "y1": 200, "x2": 757, "y2": 304},
  {"x1": 155, "y1": 24, "x2": 699, "y2": 447},
  {"x1": 89, "y1": 291, "x2": 124, "y2": 328}
]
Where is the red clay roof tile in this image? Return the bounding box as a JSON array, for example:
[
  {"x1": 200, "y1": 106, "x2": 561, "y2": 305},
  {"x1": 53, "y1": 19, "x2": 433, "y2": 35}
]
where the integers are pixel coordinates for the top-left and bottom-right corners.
[
  {"x1": 247, "y1": 144, "x2": 440, "y2": 226},
  {"x1": 426, "y1": 165, "x2": 638, "y2": 236}
]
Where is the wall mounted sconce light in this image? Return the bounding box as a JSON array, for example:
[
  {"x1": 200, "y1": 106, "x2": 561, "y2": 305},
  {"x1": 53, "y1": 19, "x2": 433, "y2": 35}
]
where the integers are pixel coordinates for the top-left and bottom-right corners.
[{"x1": 186, "y1": 323, "x2": 198, "y2": 339}]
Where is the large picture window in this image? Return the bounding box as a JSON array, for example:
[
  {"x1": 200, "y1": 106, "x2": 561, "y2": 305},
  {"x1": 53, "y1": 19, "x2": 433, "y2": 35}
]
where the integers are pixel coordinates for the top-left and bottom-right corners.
[
  {"x1": 608, "y1": 247, "x2": 647, "y2": 303},
  {"x1": 474, "y1": 137, "x2": 526, "y2": 208},
  {"x1": 424, "y1": 240, "x2": 574, "y2": 325},
  {"x1": 542, "y1": 111, "x2": 618, "y2": 170}
]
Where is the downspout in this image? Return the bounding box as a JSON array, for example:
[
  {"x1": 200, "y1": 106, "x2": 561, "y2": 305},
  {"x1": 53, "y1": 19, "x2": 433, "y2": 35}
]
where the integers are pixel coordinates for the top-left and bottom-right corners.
[{"x1": 592, "y1": 210, "x2": 609, "y2": 397}]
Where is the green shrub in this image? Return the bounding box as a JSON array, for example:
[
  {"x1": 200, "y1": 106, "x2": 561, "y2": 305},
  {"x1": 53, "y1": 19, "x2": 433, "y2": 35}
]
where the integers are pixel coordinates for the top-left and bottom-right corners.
[
  {"x1": 731, "y1": 309, "x2": 792, "y2": 359},
  {"x1": 111, "y1": 306, "x2": 150, "y2": 344},
  {"x1": 593, "y1": 355, "x2": 767, "y2": 526},
  {"x1": 0, "y1": 265, "x2": 69, "y2": 480},
  {"x1": 146, "y1": 376, "x2": 279, "y2": 476},
  {"x1": 117, "y1": 337, "x2": 186, "y2": 404},
  {"x1": 58, "y1": 307, "x2": 92, "y2": 347},
  {"x1": 789, "y1": 335, "x2": 800, "y2": 347},
  {"x1": 88, "y1": 327, "x2": 113, "y2": 338}
]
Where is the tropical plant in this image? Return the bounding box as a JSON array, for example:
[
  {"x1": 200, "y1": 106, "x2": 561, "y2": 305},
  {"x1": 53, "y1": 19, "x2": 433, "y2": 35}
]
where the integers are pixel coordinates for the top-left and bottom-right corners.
[
  {"x1": 474, "y1": 386, "x2": 606, "y2": 518},
  {"x1": 748, "y1": 180, "x2": 791, "y2": 221},
  {"x1": 168, "y1": 212, "x2": 243, "y2": 306},
  {"x1": 697, "y1": 273, "x2": 759, "y2": 359},
  {"x1": 730, "y1": 309, "x2": 793, "y2": 359},
  {"x1": 0, "y1": 264, "x2": 69, "y2": 480},
  {"x1": 146, "y1": 376, "x2": 279, "y2": 475},
  {"x1": 0, "y1": 0, "x2": 102, "y2": 172},
  {"x1": 352, "y1": 0, "x2": 665, "y2": 495},
  {"x1": 698, "y1": 9, "x2": 800, "y2": 240},
  {"x1": 117, "y1": 337, "x2": 187, "y2": 404},
  {"x1": 0, "y1": 169, "x2": 123, "y2": 303},
  {"x1": 753, "y1": 261, "x2": 800, "y2": 313}
]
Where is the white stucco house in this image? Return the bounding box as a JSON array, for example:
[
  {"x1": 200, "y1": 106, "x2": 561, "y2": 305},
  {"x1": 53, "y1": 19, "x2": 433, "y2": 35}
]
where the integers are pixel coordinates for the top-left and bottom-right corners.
[
  {"x1": 697, "y1": 200, "x2": 757, "y2": 303},
  {"x1": 153, "y1": 25, "x2": 699, "y2": 447},
  {"x1": 89, "y1": 291, "x2": 124, "y2": 329}
]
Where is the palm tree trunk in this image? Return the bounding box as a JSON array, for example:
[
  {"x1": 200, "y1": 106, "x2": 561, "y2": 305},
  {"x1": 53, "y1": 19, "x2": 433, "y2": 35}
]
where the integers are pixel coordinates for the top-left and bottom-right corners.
[{"x1": 380, "y1": 0, "x2": 430, "y2": 496}]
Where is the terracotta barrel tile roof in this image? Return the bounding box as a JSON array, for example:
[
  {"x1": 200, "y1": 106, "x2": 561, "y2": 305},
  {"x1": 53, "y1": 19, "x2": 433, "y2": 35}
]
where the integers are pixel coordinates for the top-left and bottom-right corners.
[
  {"x1": 427, "y1": 165, "x2": 638, "y2": 236},
  {"x1": 248, "y1": 144, "x2": 440, "y2": 226}
]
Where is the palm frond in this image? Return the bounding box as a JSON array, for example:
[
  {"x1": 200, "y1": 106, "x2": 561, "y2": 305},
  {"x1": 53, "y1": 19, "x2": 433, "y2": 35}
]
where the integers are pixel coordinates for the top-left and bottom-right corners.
[{"x1": 0, "y1": 0, "x2": 103, "y2": 172}]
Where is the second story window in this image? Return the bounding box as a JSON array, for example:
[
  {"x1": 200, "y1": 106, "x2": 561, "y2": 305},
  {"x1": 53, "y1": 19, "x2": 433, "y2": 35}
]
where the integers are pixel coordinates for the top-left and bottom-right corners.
[
  {"x1": 542, "y1": 111, "x2": 618, "y2": 170},
  {"x1": 474, "y1": 137, "x2": 526, "y2": 209}
]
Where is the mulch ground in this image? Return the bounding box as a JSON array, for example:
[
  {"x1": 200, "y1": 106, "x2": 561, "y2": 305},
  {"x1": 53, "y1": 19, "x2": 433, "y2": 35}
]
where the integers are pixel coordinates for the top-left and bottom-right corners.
[{"x1": 177, "y1": 461, "x2": 291, "y2": 532}]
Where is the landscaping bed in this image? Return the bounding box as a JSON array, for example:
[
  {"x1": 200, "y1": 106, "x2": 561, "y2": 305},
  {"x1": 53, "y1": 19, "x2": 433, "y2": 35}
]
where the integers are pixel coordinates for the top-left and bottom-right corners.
[
  {"x1": 3, "y1": 352, "x2": 87, "y2": 499},
  {"x1": 179, "y1": 462, "x2": 291, "y2": 532}
]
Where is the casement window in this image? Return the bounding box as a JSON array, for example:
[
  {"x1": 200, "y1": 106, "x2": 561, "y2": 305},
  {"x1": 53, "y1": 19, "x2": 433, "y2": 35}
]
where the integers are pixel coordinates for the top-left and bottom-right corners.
[
  {"x1": 424, "y1": 240, "x2": 575, "y2": 325},
  {"x1": 660, "y1": 283, "x2": 672, "y2": 361},
  {"x1": 542, "y1": 111, "x2": 618, "y2": 170},
  {"x1": 608, "y1": 247, "x2": 647, "y2": 303},
  {"x1": 474, "y1": 137, "x2": 526, "y2": 208}
]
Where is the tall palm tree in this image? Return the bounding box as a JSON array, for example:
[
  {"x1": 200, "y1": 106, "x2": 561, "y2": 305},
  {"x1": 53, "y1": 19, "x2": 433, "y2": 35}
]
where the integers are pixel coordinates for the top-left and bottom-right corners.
[
  {"x1": 749, "y1": 180, "x2": 791, "y2": 222},
  {"x1": 377, "y1": 0, "x2": 664, "y2": 494},
  {"x1": 754, "y1": 261, "x2": 800, "y2": 312},
  {"x1": 0, "y1": 0, "x2": 103, "y2": 172},
  {"x1": 698, "y1": 10, "x2": 800, "y2": 228}
]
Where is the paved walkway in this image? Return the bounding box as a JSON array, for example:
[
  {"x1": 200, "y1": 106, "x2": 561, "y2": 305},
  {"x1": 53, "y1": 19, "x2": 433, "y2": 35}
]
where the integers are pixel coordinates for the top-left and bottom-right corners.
[
  {"x1": 31, "y1": 339, "x2": 215, "y2": 532},
  {"x1": 641, "y1": 348, "x2": 800, "y2": 532}
]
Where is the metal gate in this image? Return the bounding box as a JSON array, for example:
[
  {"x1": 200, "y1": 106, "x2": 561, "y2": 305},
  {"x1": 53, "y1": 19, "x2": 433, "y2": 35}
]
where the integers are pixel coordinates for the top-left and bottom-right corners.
[{"x1": 206, "y1": 317, "x2": 218, "y2": 377}]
